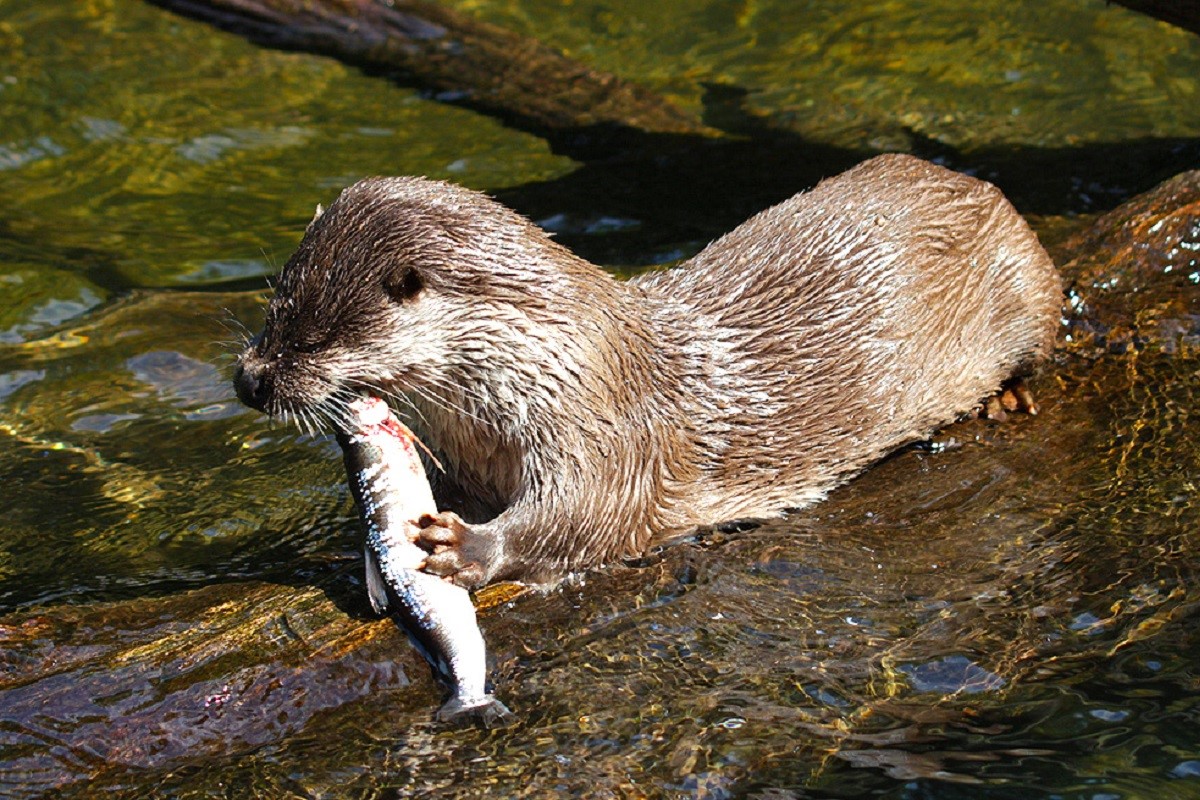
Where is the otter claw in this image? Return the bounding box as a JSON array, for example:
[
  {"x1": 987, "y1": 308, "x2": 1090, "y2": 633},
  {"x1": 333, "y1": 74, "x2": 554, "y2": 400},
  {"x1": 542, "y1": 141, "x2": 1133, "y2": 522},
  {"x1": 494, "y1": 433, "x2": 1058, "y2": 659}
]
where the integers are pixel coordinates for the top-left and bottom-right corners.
[
  {"x1": 415, "y1": 511, "x2": 489, "y2": 588},
  {"x1": 417, "y1": 512, "x2": 465, "y2": 545},
  {"x1": 424, "y1": 551, "x2": 487, "y2": 588},
  {"x1": 982, "y1": 394, "x2": 1008, "y2": 422},
  {"x1": 423, "y1": 547, "x2": 488, "y2": 588},
  {"x1": 1008, "y1": 377, "x2": 1038, "y2": 416},
  {"x1": 982, "y1": 377, "x2": 1039, "y2": 421}
]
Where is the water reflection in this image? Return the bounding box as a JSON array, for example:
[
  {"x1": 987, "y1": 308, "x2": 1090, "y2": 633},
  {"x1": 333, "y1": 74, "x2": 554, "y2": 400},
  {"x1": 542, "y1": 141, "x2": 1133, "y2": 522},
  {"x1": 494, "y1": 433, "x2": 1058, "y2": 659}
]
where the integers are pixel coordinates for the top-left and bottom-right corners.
[{"x1": 0, "y1": 0, "x2": 1198, "y2": 796}]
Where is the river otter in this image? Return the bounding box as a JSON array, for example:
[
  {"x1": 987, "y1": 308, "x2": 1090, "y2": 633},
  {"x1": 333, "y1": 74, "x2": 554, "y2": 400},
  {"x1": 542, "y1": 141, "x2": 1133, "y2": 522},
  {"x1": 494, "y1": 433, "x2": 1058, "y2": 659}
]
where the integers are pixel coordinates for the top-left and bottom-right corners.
[{"x1": 234, "y1": 154, "x2": 1062, "y2": 588}]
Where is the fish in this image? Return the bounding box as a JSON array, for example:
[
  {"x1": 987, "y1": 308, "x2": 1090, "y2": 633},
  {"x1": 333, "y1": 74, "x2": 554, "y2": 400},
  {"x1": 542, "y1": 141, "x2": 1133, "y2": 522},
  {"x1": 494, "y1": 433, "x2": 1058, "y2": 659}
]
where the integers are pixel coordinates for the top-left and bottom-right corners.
[{"x1": 336, "y1": 395, "x2": 511, "y2": 725}]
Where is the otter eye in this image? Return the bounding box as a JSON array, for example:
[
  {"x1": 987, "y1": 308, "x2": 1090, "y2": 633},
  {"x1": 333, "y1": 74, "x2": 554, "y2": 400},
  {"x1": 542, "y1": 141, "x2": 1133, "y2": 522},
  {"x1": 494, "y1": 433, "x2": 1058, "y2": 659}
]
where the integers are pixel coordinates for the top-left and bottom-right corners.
[
  {"x1": 384, "y1": 267, "x2": 423, "y2": 304},
  {"x1": 292, "y1": 337, "x2": 324, "y2": 355}
]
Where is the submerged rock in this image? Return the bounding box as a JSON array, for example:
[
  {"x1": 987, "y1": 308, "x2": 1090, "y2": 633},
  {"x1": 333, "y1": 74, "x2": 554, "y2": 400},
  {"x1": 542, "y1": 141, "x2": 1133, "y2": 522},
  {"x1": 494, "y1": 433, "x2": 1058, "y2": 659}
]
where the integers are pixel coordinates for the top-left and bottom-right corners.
[{"x1": 1058, "y1": 169, "x2": 1200, "y2": 354}]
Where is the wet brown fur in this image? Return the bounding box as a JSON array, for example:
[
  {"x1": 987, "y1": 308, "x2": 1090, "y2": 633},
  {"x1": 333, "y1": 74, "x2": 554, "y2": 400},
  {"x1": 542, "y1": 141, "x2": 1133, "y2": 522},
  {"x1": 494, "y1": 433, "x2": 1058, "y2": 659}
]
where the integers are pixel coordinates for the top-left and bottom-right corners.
[{"x1": 235, "y1": 154, "x2": 1062, "y2": 587}]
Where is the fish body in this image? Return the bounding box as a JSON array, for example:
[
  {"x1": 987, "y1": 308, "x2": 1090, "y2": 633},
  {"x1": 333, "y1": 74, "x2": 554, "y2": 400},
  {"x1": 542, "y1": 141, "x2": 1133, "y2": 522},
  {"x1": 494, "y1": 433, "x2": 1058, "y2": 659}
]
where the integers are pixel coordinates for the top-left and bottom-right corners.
[{"x1": 337, "y1": 396, "x2": 510, "y2": 725}]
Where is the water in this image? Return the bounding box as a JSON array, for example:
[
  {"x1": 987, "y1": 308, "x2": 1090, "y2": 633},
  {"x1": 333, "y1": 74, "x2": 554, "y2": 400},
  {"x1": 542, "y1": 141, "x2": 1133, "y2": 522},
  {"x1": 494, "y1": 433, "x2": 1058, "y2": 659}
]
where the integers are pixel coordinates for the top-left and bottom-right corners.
[{"x1": 1, "y1": 0, "x2": 1198, "y2": 797}]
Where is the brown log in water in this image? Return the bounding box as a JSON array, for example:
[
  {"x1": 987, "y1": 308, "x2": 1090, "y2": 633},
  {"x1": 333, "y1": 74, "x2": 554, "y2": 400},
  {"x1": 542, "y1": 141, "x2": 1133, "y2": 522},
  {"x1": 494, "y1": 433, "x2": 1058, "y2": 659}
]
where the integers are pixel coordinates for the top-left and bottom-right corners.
[{"x1": 144, "y1": 0, "x2": 710, "y2": 142}]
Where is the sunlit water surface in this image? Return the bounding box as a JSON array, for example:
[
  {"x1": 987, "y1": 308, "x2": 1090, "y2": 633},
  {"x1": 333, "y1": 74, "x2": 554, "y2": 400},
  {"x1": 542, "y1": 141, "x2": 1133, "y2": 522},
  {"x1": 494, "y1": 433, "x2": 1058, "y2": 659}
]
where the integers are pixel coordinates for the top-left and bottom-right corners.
[{"x1": 1, "y1": 0, "x2": 1198, "y2": 797}]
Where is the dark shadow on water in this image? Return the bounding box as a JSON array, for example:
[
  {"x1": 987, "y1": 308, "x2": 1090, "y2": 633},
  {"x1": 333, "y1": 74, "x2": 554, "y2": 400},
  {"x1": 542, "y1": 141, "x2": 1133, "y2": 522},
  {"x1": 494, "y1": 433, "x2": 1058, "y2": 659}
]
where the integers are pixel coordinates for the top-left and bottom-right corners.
[
  {"x1": 160, "y1": 125, "x2": 1200, "y2": 295},
  {"x1": 488, "y1": 85, "x2": 1200, "y2": 267}
]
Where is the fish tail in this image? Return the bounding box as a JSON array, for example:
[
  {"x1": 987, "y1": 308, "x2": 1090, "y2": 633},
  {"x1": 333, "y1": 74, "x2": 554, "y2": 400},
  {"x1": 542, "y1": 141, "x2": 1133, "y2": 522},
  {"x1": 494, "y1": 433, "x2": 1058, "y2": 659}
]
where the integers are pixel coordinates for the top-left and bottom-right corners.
[{"x1": 436, "y1": 694, "x2": 514, "y2": 728}]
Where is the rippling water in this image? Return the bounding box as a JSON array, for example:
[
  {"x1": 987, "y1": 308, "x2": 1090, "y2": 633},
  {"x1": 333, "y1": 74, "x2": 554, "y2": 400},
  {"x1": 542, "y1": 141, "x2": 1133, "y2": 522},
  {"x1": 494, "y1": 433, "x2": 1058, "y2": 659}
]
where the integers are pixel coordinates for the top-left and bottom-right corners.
[{"x1": 1, "y1": 0, "x2": 1198, "y2": 797}]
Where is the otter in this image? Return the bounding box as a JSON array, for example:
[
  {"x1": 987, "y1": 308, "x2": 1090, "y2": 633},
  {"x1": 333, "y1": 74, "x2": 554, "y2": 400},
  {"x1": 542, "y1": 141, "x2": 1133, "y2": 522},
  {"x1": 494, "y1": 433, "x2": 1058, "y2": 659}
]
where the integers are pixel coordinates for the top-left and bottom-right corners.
[{"x1": 234, "y1": 154, "x2": 1062, "y2": 588}]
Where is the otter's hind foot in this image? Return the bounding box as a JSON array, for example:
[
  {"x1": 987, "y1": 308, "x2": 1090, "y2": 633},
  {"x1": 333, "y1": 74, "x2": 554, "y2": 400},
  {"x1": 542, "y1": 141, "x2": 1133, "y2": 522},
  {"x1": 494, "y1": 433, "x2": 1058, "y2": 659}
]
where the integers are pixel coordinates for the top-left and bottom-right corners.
[{"x1": 981, "y1": 376, "x2": 1039, "y2": 422}]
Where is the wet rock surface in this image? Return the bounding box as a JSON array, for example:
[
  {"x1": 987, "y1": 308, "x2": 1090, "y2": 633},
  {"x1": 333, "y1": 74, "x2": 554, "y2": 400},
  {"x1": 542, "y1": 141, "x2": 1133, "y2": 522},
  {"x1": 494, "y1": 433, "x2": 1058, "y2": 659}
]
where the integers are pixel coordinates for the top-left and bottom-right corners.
[{"x1": 1057, "y1": 169, "x2": 1200, "y2": 355}]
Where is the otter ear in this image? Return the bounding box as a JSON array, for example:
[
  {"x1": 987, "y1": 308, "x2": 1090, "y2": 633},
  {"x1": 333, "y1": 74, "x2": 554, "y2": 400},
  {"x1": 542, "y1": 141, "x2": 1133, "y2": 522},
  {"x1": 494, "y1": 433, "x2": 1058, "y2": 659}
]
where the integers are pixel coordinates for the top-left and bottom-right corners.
[
  {"x1": 306, "y1": 203, "x2": 325, "y2": 233},
  {"x1": 383, "y1": 266, "x2": 424, "y2": 304}
]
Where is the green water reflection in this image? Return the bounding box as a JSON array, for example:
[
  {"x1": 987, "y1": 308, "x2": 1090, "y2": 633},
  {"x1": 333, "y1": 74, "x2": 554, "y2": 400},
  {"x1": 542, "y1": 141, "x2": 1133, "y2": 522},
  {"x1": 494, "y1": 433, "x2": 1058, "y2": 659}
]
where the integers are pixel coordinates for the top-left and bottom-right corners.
[
  {"x1": 459, "y1": 0, "x2": 1200, "y2": 150},
  {"x1": 1, "y1": 0, "x2": 1198, "y2": 797}
]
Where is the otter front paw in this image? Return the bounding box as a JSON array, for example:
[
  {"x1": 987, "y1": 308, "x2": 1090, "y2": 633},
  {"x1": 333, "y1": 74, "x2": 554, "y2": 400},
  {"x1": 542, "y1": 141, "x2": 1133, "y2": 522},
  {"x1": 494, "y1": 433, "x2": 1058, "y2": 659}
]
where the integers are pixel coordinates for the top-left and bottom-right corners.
[{"x1": 416, "y1": 511, "x2": 500, "y2": 589}]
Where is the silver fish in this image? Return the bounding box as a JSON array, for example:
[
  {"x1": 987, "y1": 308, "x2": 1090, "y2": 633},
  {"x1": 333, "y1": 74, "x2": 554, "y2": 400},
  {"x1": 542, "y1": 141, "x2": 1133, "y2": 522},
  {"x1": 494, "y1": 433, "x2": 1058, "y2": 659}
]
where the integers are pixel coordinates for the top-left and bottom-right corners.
[{"x1": 337, "y1": 396, "x2": 511, "y2": 725}]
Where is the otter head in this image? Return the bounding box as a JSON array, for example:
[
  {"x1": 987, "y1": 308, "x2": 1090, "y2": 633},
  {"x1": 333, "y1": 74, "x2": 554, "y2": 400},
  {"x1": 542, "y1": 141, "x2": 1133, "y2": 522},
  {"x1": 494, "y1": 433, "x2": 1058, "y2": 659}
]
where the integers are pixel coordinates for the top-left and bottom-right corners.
[{"x1": 233, "y1": 176, "x2": 602, "y2": 435}]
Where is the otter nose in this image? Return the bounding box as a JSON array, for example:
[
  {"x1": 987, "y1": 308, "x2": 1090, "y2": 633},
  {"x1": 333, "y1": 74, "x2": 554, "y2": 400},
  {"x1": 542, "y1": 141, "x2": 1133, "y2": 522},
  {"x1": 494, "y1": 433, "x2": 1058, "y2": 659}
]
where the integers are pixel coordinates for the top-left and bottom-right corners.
[{"x1": 233, "y1": 363, "x2": 270, "y2": 411}]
